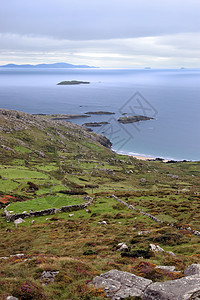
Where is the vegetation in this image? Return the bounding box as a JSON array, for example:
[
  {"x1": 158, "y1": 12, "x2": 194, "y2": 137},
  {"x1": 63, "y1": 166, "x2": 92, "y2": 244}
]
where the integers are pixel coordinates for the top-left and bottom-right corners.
[{"x1": 0, "y1": 108, "x2": 199, "y2": 299}]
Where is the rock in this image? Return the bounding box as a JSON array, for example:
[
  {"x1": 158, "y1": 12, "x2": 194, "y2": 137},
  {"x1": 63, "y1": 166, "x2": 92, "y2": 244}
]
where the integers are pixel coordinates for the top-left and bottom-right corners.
[
  {"x1": 142, "y1": 275, "x2": 200, "y2": 300},
  {"x1": 140, "y1": 178, "x2": 146, "y2": 183},
  {"x1": 184, "y1": 264, "x2": 200, "y2": 277},
  {"x1": 6, "y1": 296, "x2": 19, "y2": 300},
  {"x1": 91, "y1": 269, "x2": 152, "y2": 299},
  {"x1": 138, "y1": 230, "x2": 150, "y2": 235},
  {"x1": 31, "y1": 220, "x2": 35, "y2": 225},
  {"x1": 98, "y1": 221, "x2": 107, "y2": 225},
  {"x1": 40, "y1": 270, "x2": 59, "y2": 284},
  {"x1": 166, "y1": 251, "x2": 176, "y2": 257},
  {"x1": 155, "y1": 266, "x2": 176, "y2": 272},
  {"x1": 14, "y1": 218, "x2": 25, "y2": 227},
  {"x1": 10, "y1": 253, "x2": 24, "y2": 258},
  {"x1": 69, "y1": 214, "x2": 74, "y2": 217},
  {"x1": 149, "y1": 243, "x2": 164, "y2": 253},
  {"x1": 117, "y1": 243, "x2": 129, "y2": 252}
]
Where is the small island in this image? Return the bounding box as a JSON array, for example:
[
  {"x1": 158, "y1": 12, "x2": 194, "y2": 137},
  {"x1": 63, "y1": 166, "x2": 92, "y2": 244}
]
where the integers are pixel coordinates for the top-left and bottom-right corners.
[
  {"x1": 57, "y1": 80, "x2": 90, "y2": 85},
  {"x1": 85, "y1": 111, "x2": 115, "y2": 115},
  {"x1": 83, "y1": 121, "x2": 110, "y2": 127},
  {"x1": 118, "y1": 115, "x2": 154, "y2": 123}
]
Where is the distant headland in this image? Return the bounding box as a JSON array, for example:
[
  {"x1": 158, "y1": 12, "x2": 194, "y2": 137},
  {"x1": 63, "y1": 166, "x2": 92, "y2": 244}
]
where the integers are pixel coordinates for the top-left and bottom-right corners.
[{"x1": 0, "y1": 62, "x2": 98, "y2": 69}]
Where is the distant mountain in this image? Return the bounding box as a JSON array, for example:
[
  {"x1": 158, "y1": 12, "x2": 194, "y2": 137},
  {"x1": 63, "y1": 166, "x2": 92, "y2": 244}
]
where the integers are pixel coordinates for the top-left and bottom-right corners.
[{"x1": 0, "y1": 62, "x2": 98, "y2": 69}]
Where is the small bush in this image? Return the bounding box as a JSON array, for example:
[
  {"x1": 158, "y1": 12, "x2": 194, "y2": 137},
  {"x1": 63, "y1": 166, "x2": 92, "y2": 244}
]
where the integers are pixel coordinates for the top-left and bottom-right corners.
[{"x1": 13, "y1": 282, "x2": 46, "y2": 299}]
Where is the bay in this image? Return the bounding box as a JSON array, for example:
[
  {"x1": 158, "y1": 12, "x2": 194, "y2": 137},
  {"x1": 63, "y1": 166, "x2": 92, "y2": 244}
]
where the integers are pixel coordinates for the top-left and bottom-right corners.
[{"x1": 0, "y1": 67, "x2": 199, "y2": 161}]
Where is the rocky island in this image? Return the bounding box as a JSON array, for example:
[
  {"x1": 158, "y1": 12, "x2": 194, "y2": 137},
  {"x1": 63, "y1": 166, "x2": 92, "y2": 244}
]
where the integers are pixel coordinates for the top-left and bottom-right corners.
[
  {"x1": 57, "y1": 80, "x2": 90, "y2": 85},
  {"x1": 83, "y1": 121, "x2": 110, "y2": 127},
  {"x1": 85, "y1": 111, "x2": 115, "y2": 115},
  {"x1": 118, "y1": 115, "x2": 154, "y2": 123},
  {"x1": 33, "y1": 113, "x2": 90, "y2": 120}
]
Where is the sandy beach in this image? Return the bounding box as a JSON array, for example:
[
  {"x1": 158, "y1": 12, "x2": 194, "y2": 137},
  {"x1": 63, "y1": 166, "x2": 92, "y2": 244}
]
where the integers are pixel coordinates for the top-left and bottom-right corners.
[{"x1": 131, "y1": 155, "x2": 155, "y2": 161}]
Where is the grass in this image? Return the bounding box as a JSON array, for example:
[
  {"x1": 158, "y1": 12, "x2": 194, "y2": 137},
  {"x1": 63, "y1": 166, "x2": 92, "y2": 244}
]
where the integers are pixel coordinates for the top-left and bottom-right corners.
[
  {"x1": 8, "y1": 195, "x2": 84, "y2": 213},
  {"x1": 0, "y1": 166, "x2": 49, "y2": 180}
]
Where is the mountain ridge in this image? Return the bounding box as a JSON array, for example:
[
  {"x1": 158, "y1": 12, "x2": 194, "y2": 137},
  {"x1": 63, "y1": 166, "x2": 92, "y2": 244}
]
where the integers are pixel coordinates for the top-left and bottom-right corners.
[{"x1": 0, "y1": 62, "x2": 98, "y2": 68}]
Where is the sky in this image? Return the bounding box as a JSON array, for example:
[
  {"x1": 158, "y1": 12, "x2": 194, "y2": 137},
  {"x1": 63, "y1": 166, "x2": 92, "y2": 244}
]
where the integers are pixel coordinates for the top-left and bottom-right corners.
[{"x1": 0, "y1": 0, "x2": 200, "y2": 68}]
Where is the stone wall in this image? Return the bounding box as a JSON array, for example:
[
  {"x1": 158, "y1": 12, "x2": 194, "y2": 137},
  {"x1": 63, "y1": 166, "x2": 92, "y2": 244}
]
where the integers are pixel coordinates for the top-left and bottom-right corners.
[
  {"x1": 4, "y1": 196, "x2": 93, "y2": 222},
  {"x1": 112, "y1": 195, "x2": 200, "y2": 238}
]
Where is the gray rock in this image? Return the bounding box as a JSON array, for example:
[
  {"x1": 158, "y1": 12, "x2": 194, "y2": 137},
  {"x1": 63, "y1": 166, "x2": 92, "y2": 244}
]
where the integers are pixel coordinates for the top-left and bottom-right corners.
[
  {"x1": 184, "y1": 264, "x2": 200, "y2": 277},
  {"x1": 117, "y1": 243, "x2": 129, "y2": 252},
  {"x1": 91, "y1": 269, "x2": 152, "y2": 299},
  {"x1": 155, "y1": 266, "x2": 176, "y2": 272},
  {"x1": 166, "y1": 251, "x2": 176, "y2": 257},
  {"x1": 150, "y1": 243, "x2": 164, "y2": 252},
  {"x1": 142, "y1": 275, "x2": 200, "y2": 300},
  {"x1": 140, "y1": 178, "x2": 146, "y2": 183},
  {"x1": 40, "y1": 270, "x2": 59, "y2": 284},
  {"x1": 138, "y1": 230, "x2": 150, "y2": 235},
  {"x1": 7, "y1": 296, "x2": 19, "y2": 300},
  {"x1": 14, "y1": 218, "x2": 25, "y2": 227},
  {"x1": 98, "y1": 221, "x2": 107, "y2": 225}
]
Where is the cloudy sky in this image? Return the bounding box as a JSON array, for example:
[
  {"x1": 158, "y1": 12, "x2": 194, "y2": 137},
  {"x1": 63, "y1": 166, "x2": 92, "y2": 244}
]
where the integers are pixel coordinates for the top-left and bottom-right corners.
[{"x1": 0, "y1": 0, "x2": 200, "y2": 68}]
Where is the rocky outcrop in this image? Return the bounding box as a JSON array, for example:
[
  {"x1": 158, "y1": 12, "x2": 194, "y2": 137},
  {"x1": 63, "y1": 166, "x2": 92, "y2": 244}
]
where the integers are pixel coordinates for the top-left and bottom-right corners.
[
  {"x1": 91, "y1": 269, "x2": 152, "y2": 299},
  {"x1": 184, "y1": 264, "x2": 200, "y2": 277},
  {"x1": 95, "y1": 133, "x2": 112, "y2": 148},
  {"x1": 142, "y1": 276, "x2": 200, "y2": 300},
  {"x1": 91, "y1": 266, "x2": 200, "y2": 300}
]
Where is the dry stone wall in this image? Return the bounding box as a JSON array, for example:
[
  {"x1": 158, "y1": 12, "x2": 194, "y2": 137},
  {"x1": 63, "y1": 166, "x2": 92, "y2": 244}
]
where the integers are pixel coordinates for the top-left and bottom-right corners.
[{"x1": 4, "y1": 196, "x2": 93, "y2": 222}]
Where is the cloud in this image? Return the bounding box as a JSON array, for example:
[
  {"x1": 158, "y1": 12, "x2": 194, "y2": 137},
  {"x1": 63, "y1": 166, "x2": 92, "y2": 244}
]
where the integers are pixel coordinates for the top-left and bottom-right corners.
[
  {"x1": 0, "y1": 0, "x2": 199, "y2": 40},
  {"x1": 0, "y1": 0, "x2": 199, "y2": 66},
  {"x1": 0, "y1": 32, "x2": 199, "y2": 67}
]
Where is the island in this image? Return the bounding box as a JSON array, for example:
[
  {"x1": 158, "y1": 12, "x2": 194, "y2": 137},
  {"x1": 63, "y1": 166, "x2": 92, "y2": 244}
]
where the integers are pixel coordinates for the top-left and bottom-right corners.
[
  {"x1": 85, "y1": 111, "x2": 115, "y2": 115},
  {"x1": 57, "y1": 80, "x2": 90, "y2": 85},
  {"x1": 33, "y1": 114, "x2": 90, "y2": 120},
  {"x1": 118, "y1": 115, "x2": 154, "y2": 123},
  {"x1": 83, "y1": 122, "x2": 110, "y2": 127}
]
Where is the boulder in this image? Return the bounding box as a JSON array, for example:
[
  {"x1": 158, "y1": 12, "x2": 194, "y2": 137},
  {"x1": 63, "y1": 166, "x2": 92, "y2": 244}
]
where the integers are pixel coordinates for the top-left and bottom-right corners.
[
  {"x1": 7, "y1": 297, "x2": 19, "y2": 300},
  {"x1": 117, "y1": 243, "x2": 129, "y2": 252},
  {"x1": 149, "y1": 243, "x2": 164, "y2": 252},
  {"x1": 142, "y1": 275, "x2": 200, "y2": 300},
  {"x1": 184, "y1": 264, "x2": 200, "y2": 277},
  {"x1": 40, "y1": 270, "x2": 59, "y2": 284},
  {"x1": 14, "y1": 218, "x2": 25, "y2": 227},
  {"x1": 166, "y1": 251, "x2": 176, "y2": 257},
  {"x1": 155, "y1": 266, "x2": 176, "y2": 272},
  {"x1": 91, "y1": 269, "x2": 152, "y2": 299}
]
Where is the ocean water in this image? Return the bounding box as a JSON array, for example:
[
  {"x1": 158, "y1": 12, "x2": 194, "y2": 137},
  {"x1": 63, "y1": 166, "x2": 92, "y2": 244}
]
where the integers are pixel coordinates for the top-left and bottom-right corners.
[{"x1": 0, "y1": 68, "x2": 199, "y2": 161}]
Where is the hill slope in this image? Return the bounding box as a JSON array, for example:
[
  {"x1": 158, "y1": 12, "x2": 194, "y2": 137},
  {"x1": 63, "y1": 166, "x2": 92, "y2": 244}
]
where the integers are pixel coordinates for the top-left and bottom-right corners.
[{"x1": 0, "y1": 109, "x2": 200, "y2": 299}]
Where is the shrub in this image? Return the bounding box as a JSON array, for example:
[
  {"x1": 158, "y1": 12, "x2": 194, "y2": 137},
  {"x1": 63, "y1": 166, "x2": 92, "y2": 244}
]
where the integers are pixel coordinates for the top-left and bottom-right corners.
[{"x1": 13, "y1": 282, "x2": 46, "y2": 299}]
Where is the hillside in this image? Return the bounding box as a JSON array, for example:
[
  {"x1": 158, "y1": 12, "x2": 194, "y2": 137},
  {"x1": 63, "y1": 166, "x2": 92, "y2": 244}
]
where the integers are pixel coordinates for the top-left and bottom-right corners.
[{"x1": 0, "y1": 109, "x2": 200, "y2": 299}]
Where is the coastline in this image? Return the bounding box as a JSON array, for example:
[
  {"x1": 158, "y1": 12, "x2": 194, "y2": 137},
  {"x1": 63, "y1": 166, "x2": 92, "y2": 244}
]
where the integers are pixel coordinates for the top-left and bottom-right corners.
[{"x1": 113, "y1": 149, "x2": 176, "y2": 162}]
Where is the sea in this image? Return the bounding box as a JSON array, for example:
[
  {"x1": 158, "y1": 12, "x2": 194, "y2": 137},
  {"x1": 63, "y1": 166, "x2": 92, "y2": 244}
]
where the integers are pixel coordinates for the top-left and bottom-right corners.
[{"x1": 0, "y1": 67, "x2": 199, "y2": 161}]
